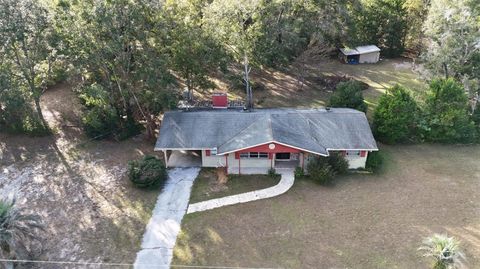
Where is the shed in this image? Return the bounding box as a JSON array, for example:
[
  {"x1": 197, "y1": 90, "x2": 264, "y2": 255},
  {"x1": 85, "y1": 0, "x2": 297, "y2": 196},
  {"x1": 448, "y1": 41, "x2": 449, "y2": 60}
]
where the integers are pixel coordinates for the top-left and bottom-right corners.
[{"x1": 340, "y1": 45, "x2": 380, "y2": 64}]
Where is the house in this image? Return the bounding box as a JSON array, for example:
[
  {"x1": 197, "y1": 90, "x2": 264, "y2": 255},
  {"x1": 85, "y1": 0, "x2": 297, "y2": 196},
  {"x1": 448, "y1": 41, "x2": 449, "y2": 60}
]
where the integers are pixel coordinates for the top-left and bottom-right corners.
[
  {"x1": 155, "y1": 106, "x2": 378, "y2": 174},
  {"x1": 340, "y1": 45, "x2": 380, "y2": 64}
]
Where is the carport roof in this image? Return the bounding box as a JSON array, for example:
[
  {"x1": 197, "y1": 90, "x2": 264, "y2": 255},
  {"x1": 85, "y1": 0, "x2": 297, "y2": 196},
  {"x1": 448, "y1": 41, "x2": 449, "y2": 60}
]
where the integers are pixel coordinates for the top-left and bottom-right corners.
[{"x1": 155, "y1": 108, "x2": 378, "y2": 155}]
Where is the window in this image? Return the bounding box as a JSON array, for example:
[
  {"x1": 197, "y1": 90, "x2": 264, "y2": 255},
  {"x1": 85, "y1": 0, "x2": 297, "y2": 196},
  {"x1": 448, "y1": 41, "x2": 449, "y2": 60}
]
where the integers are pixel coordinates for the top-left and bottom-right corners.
[{"x1": 240, "y1": 152, "x2": 269, "y2": 159}]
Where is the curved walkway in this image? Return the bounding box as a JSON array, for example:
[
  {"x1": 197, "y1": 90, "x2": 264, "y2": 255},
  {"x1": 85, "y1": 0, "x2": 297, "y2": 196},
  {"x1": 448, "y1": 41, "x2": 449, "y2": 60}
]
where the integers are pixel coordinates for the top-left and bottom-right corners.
[{"x1": 187, "y1": 168, "x2": 294, "y2": 214}]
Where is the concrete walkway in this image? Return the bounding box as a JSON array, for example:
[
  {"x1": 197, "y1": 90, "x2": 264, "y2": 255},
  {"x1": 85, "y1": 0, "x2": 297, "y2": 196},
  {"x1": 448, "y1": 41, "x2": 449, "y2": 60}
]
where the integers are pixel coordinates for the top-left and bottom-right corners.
[
  {"x1": 187, "y1": 168, "x2": 294, "y2": 214},
  {"x1": 134, "y1": 167, "x2": 200, "y2": 269}
]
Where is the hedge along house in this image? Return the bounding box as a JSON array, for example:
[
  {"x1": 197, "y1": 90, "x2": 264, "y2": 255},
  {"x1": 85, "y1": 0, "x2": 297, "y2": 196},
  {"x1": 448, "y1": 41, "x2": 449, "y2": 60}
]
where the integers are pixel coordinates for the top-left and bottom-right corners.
[
  {"x1": 155, "y1": 107, "x2": 378, "y2": 174},
  {"x1": 340, "y1": 45, "x2": 381, "y2": 64}
]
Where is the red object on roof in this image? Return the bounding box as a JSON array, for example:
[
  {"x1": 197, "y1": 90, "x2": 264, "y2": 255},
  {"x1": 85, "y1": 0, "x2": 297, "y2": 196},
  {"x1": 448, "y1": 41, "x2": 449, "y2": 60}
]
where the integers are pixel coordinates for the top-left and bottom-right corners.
[{"x1": 212, "y1": 93, "x2": 228, "y2": 108}]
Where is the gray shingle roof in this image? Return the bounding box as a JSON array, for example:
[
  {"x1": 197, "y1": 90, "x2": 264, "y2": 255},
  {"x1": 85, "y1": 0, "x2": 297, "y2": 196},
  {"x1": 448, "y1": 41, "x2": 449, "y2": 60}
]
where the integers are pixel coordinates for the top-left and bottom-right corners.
[{"x1": 155, "y1": 108, "x2": 378, "y2": 155}]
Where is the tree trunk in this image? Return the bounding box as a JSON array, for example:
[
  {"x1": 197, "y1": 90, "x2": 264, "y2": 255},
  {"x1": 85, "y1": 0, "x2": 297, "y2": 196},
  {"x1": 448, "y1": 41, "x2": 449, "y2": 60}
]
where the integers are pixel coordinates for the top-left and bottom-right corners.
[
  {"x1": 34, "y1": 97, "x2": 49, "y2": 132},
  {"x1": 244, "y1": 54, "x2": 252, "y2": 110},
  {"x1": 443, "y1": 62, "x2": 449, "y2": 79}
]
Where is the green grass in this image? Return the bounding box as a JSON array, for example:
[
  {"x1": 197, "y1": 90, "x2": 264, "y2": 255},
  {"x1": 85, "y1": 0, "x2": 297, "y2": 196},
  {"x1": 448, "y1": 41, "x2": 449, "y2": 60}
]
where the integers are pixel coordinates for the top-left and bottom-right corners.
[{"x1": 189, "y1": 168, "x2": 281, "y2": 203}]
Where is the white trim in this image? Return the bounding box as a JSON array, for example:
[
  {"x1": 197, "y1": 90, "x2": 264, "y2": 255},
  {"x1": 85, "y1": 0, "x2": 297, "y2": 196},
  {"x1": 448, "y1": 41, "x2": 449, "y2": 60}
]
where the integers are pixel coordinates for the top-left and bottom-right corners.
[
  {"x1": 218, "y1": 140, "x2": 329, "y2": 157},
  {"x1": 155, "y1": 146, "x2": 378, "y2": 154},
  {"x1": 154, "y1": 148, "x2": 208, "y2": 151},
  {"x1": 327, "y1": 148, "x2": 379, "y2": 151}
]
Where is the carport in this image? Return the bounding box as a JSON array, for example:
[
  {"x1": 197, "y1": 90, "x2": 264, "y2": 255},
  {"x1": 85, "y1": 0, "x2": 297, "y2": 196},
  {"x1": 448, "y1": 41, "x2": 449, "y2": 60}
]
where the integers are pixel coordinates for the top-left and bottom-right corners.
[{"x1": 163, "y1": 150, "x2": 202, "y2": 167}]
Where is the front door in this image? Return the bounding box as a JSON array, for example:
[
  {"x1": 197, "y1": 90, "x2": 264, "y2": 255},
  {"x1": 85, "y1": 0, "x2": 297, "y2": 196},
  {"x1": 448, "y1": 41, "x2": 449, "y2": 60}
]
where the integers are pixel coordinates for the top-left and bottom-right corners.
[{"x1": 275, "y1": 153, "x2": 291, "y2": 160}]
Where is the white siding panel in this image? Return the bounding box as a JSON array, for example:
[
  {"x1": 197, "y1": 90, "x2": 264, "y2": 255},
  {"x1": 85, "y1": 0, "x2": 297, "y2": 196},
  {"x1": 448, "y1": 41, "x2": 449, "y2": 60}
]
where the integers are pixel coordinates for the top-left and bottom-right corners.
[
  {"x1": 345, "y1": 152, "x2": 368, "y2": 169},
  {"x1": 359, "y1": 52, "x2": 380, "y2": 63},
  {"x1": 201, "y1": 150, "x2": 226, "y2": 167}
]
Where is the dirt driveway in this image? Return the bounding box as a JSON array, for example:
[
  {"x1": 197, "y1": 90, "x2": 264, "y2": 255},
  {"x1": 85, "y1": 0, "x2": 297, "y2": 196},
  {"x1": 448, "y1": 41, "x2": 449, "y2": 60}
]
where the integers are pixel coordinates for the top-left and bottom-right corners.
[{"x1": 173, "y1": 144, "x2": 480, "y2": 269}]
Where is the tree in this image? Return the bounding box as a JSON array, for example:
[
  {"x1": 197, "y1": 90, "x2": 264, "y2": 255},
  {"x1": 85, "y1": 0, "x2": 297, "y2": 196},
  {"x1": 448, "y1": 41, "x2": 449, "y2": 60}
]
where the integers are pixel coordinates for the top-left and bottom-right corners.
[
  {"x1": 0, "y1": 0, "x2": 57, "y2": 132},
  {"x1": 349, "y1": 0, "x2": 409, "y2": 57},
  {"x1": 163, "y1": 0, "x2": 228, "y2": 101},
  {"x1": 0, "y1": 198, "x2": 44, "y2": 269},
  {"x1": 403, "y1": 0, "x2": 430, "y2": 54},
  {"x1": 419, "y1": 234, "x2": 465, "y2": 269},
  {"x1": 373, "y1": 85, "x2": 419, "y2": 143},
  {"x1": 422, "y1": 79, "x2": 477, "y2": 143},
  {"x1": 422, "y1": 0, "x2": 480, "y2": 80},
  {"x1": 329, "y1": 80, "x2": 368, "y2": 112},
  {"x1": 56, "y1": 0, "x2": 176, "y2": 139}
]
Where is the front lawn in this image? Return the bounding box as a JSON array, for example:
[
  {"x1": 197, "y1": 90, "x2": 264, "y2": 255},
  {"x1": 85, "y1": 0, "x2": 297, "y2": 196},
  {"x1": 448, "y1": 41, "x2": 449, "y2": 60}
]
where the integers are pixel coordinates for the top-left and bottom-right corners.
[
  {"x1": 174, "y1": 145, "x2": 480, "y2": 268},
  {"x1": 189, "y1": 168, "x2": 281, "y2": 203}
]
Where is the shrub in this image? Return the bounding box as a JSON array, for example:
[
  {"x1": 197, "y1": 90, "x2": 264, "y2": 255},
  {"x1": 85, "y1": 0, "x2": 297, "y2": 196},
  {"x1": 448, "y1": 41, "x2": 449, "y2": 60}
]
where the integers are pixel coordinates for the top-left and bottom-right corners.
[
  {"x1": 373, "y1": 85, "x2": 419, "y2": 144},
  {"x1": 366, "y1": 151, "x2": 383, "y2": 173},
  {"x1": 79, "y1": 84, "x2": 120, "y2": 139},
  {"x1": 422, "y1": 79, "x2": 477, "y2": 143},
  {"x1": 327, "y1": 152, "x2": 349, "y2": 175},
  {"x1": 0, "y1": 198, "x2": 44, "y2": 261},
  {"x1": 307, "y1": 157, "x2": 335, "y2": 185},
  {"x1": 267, "y1": 168, "x2": 276, "y2": 177},
  {"x1": 0, "y1": 87, "x2": 48, "y2": 136},
  {"x1": 418, "y1": 234, "x2": 465, "y2": 269},
  {"x1": 294, "y1": 166, "x2": 305, "y2": 179},
  {"x1": 79, "y1": 84, "x2": 143, "y2": 140},
  {"x1": 329, "y1": 80, "x2": 367, "y2": 112},
  {"x1": 128, "y1": 155, "x2": 167, "y2": 188}
]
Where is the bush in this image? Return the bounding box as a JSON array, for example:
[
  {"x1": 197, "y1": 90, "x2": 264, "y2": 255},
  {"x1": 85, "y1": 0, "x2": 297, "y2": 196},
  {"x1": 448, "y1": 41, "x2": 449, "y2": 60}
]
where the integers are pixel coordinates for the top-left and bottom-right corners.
[
  {"x1": 307, "y1": 157, "x2": 335, "y2": 185},
  {"x1": 267, "y1": 168, "x2": 276, "y2": 177},
  {"x1": 373, "y1": 85, "x2": 420, "y2": 144},
  {"x1": 422, "y1": 79, "x2": 477, "y2": 143},
  {"x1": 307, "y1": 153, "x2": 350, "y2": 184},
  {"x1": 0, "y1": 87, "x2": 48, "y2": 136},
  {"x1": 294, "y1": 166, "x2": 304, "y2": 178},
  {"x1": 128, "y1": 155, "x2": 167, "y2": 188},
  {"x1": 79, "y1": 84, "x2": 142, "y2": 140},
  {"x1": 327, "y1": 152, "x2": 349, "y2": 175},
  {"x1": 80, "y1": 84, "x2": 120, "y2": 138},
  {"x1": 366, "y1": 151, "x2": 383, "y2": 173},
  {"x1": 329, "y1": 80, "x2": 367, "y2": 112}
]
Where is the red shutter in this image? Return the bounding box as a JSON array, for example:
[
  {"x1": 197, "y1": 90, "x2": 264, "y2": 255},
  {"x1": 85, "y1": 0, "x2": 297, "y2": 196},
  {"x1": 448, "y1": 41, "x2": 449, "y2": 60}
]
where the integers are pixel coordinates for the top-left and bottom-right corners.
[
  {"x1": 235, "y1": 152, "x2": 240, "y2": 159},
  {"x1": 268, "y1": 153, "x2": 273, "y2": 159},
  {"x1": 341, "y1": 150, "x2": 346, "y2": 156},
  {"x1": 206, "y1": 150, "x2": 211, "y2": 156},
  {"x1": 360, "y1": 151, "x2": 366, "y2": 157}
]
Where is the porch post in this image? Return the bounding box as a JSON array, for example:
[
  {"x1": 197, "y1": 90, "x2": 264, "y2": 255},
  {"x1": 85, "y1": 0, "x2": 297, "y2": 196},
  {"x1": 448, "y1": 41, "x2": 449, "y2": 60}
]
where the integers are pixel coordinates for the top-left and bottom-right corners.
[
  {"x1": 225, "y1": 155, "x2": 228, "y2": 175},
  {"x1": 301, "y1": 152, "x2": 305, "y2": 171},
  {"x1": 163, "y1": 150, "x2": 168, "y2": 168}
]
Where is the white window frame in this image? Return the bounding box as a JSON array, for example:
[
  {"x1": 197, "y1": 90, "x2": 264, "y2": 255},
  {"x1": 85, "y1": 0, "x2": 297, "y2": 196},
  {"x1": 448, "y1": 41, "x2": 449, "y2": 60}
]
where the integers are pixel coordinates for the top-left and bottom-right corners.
[
  {"x1": 210, "y1": 147, "x2": 217, "y2": 156},
  {"x1": 240, "y1": 152, "x2": 269, "y2": 159}
]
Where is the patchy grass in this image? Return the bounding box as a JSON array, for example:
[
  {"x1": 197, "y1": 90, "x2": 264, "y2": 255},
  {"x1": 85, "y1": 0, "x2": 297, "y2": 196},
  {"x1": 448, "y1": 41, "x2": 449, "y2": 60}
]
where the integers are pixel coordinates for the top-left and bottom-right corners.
[
  {"x1": 202, "y1": 58, "x2": 426, "y2": 118},
  {"x1": 174, "y1": 145, "x2": 480, "y2": 269},
  {"x1": 189, "y1": 168, "x2": 281, "y2": 204}
]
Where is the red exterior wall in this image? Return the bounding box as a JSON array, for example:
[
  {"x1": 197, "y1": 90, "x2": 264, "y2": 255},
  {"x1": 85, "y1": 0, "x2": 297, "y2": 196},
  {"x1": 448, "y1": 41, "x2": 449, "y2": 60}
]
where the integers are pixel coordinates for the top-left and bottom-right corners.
[{"x1": 234, "y1": 142, "x2": 301, "y2": 159}]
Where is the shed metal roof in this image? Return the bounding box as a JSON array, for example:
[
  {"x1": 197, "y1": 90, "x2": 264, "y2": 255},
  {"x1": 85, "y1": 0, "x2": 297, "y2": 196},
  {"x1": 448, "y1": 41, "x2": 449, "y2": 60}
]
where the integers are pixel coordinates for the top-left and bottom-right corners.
[
  {"x1": 340, "y1": 45, "x2": 381, "y2": 56},
  {"x1": 155, "y1": 108, "x2": 378, "y2": 155}
]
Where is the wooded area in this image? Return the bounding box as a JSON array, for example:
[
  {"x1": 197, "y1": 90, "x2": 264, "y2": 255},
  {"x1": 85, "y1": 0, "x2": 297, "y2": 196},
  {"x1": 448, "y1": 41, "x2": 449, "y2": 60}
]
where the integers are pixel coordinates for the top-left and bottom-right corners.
[{"x1": 0, "y1": 0, "x2": 479, "y2": 141}]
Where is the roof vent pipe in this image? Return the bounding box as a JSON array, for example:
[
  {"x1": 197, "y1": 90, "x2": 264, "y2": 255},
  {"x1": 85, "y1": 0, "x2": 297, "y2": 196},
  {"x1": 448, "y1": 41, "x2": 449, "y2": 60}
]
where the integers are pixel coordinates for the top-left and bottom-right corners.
[{"x1": 326, "y1": 107, "x2": 331, "y2": 112}]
